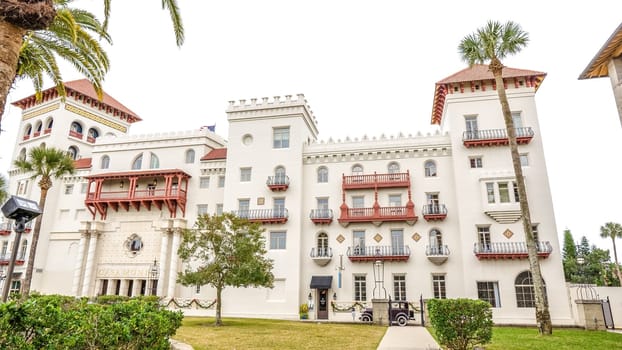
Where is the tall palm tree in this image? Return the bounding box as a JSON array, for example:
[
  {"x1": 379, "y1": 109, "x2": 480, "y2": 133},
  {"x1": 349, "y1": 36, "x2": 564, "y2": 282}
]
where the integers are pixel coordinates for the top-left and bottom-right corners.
[
  {"x1": 13, "y1": 146, "x2": 75, "y2": 297},
  {"x1": 0, "y1": 173, "x2": 7, "y2": 204},
  {"x1": 459, "y1": 20, "x2": 552, "y2": 335},
  {"x1": 600, "y1": 222, "x2": 622, "y2": 284},
  {"x1": 0, "y1": 0, "x2": 184, "y2": 130}
]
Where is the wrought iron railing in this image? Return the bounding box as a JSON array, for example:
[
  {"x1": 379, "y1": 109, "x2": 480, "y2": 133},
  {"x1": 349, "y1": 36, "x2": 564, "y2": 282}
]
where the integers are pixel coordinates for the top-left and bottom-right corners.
[
  {"x1": 422, "y1": 204, "x2": 447, "y2": 216},
  {"x1": 310, "y1": 209, "x2": 333, "y2": 220},
  {"x1": 266, "y1": 175, "x2": 290, "y2": 186},
  {"x1": 462, "y1": 127, "x2": 534, "y2": 141},
  {"x1": 473, "y1": 241, "x2": 552, "y2": 255},
  {"x1": 346, "y1": 245, "x2": 410, "y2": 258},
  {"x1": 425, "y1": 245, "x2": 450, "y2": 256},
  {"x1": 231, "y1": 209, "x2": 289, "y2": 220},
  {"x1": 310, "y1": 247, "x2": 333, "y2": 258}
]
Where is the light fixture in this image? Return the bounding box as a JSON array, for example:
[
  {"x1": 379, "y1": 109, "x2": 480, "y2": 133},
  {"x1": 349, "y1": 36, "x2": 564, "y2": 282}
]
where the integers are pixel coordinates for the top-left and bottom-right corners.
[
  {"x1": 333, "y1": 292, "x2": 337, "y2": 300},
  {"x1": 308, "y1": 292, "x2": 312, "y2": 301}
]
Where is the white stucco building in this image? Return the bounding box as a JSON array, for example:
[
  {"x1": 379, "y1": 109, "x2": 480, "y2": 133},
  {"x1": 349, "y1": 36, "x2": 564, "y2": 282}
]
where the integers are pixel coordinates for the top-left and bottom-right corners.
[{"x1": 0, "y1": 65, "x2": 575, "y2": 326}]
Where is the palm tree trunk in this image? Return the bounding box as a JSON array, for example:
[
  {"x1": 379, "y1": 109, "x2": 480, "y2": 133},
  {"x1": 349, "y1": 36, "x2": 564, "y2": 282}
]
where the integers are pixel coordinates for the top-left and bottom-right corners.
[
  {"x1": 21, "y1": 186, "x2": 49, "y2": 297},
  {"x1": 611, "y1": 237, "x2": 622, "y2": 284},
  {"x1": 491, "y1": 59, "x2": 552, "y2": 334},
  {"x1": 0, "y1": 20, "x2": 25, "y2": 122}
]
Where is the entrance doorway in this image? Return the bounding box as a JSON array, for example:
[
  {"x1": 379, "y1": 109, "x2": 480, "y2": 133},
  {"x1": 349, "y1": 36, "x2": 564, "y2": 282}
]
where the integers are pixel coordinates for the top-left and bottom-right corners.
[{"x1": 317, "y1": 289, "x2": 328, "y2": 320}]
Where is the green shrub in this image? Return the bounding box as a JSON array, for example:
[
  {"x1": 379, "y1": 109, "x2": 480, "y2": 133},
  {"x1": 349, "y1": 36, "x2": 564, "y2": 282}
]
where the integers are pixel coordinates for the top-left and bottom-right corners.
[{"x1": 427, "y1": 298, "x2": 493, "y2": 350}]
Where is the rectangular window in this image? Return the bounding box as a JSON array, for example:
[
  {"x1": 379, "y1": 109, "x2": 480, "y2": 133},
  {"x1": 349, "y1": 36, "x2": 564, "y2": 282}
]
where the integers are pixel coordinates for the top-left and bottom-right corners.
[
  {"x1": 520, "y1": 153, "x2": 529, "y2": 167},
  {"x1": 80, "y1": 183, "x2": 88, "y2": 194},
  {"x1": 353, "y1": 230, "x2": 365, "y2": 254},
  {"x1": 1, "y1": 241, "x2": 7, "y2": 256},
  {"x1": 532, "y1": 224, "x2": 539, "y2": 242},
  {"x1": 352, "y1": 196, "x2": 364, "y2": 208},
  {"x1": 478, "y1": 226, "x2": 491, "y2": 251},
  {"x1": 270, "y1": 231, "x2": 286, "y2": 249},
  {"x1": 197, "y1": 204, "x2": 208, "y2": 216},
  {"x1": 354, "y1": 275, "x2": 367, "y2": 301},
  {"x1": 512, "y1": 112, "x2": 523, "y2": 128},
  {"x1": 393, "y1": 275, "x2": 407, "y2": 301},
  {"x1": 240, "y1": 168, "x2": 252, "y2": 182},
  {"x1": 498, "y1": 182, "x2": 510, "y2": 203},
  {"x1": 317, "y1": 197, "x2": 329, "y2": 210},
  {"x1": 391, "y1": 229, "x2": 404, "y2": 255},
  {"x1": 470, "y1": 157, "x2": 483, "y2": 168},
  {"x1": 432, "y1": 275, "x2": 446, "y2": 299},
  {"x1": 64, "y1": 184, "x2": 74, "y2": 195},
  {"x1": 274, "y1": 198, "x2": 285, "y2": 217},
  {"x1": 199, "y1": 176, "x2": 210, "y2": 188},
  {"x1": 17, "y1": 180, "x2": 29, "y2": 195},
  {"x1": 477, "y1": 281, "x2": 500, "y2": 307},
  {"x1": 465, "y1": 115, "x2": 478, "y2": 139},
  {"x1": 486, "y1": 183, "x2": 495, "y2": 203},
  {"x1": 216, "y1": 204, "x2": 223, "y2": 215},
  {"x1": 218, "y1": 176, "x2": 225, "y2": 188},
  {"x1": 388, "y1": 194, "x2": 402, "y2": 207},
  {"x1": 238, "y1": 199, "x2": 250, "y2": 218},
  {"x1": 512, "y1": 182, "x2": 520, "y2": 202},
  {"x1": 273, "y1": 127, "x2": 290, "y2": 149}
]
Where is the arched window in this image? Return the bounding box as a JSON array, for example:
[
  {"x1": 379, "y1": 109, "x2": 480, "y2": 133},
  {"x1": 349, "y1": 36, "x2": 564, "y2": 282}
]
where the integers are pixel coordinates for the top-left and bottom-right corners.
[
  {"x1": 132, "y1": 154, "x2": 143, "y2": 170},
  {"x1": 274, "y1": 166, "x2": 286, "y2": 184},
  {"x1": 317, "y1": 166, "x2": 328, "y2": 183},
  {"x1": 429, "y1": 229, "x2": 443, "y2": 254},
  {"x1": 515, "y1": 271, "x2": 546, "y2": 308},
  {"x1": 88, "y1": 128, "x2": 99, "y2": 140},
  {"x1": 317, "y1": 232, "x2": 329, "y2": 257},
  {"x1": 352, "y1": 164, "x2": 363, "y2": 175},
  {"x1": 388, "y1": 162, "x2": 400, "y2": 174},
  {"x1": 67, "y1": 146, "x2": 79, "y2": 160},
  {"x1": 23, "y1": 124, "x2": 32, "y2": 138},
  {"x1": 18, "y1": 148, "x2": 27, "y2": 161},
  {"x1": 70, "y1": 121, "x2": 83, "y2": 134},
  {"x1": 185, "y1": 149, "x2": 195, "y2": 163},
  {"x1": 424, "y1": 160, "x2": 437, "y2": 177},
  {"x1": 149, "y1": 153, "x2": 159, "y2": 169},
  {"x1": 101, "y1": 155, "x2": 110, "y2": 169},
  {"x1": 45, "y1": 117, "x2": 54, "y2": 131},
  {"x1": 34, "y1": 121, "x2": 42, "y2": 134}
]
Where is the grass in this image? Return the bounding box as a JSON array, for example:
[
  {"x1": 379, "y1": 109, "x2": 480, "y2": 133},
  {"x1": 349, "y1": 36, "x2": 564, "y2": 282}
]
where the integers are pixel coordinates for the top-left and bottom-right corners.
[
  {"x1": 483, "y1": 327, "x2": 622, "y2": 350},
  {"x1": 173, "y1": 317, "x2": 387, "y2": 350}
]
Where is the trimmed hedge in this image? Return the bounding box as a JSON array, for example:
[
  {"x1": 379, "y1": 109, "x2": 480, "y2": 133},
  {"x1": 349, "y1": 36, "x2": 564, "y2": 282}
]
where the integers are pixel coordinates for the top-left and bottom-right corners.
[
  {"x1": 0, "y1": 294, "x2": 182, "y2": 349},
  {"x1": 427, "y1": 298, "x2": 493, "y2": 350}
]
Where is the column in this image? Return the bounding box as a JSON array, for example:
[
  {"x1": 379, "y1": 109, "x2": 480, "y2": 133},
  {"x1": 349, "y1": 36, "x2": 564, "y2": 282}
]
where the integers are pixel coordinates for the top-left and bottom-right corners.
[
  {"x1": 81, "y1": 231, "x2": 99, "y2": 296},
  {"x1": 157, "y1": 230, "x2": 170, "y2": 296},
  {"x1": 71, "y1": 232, "x2": 88, "y2": 296},
  {"x1": 167, "y1": 229, "x2": 181, "y2": 297}
]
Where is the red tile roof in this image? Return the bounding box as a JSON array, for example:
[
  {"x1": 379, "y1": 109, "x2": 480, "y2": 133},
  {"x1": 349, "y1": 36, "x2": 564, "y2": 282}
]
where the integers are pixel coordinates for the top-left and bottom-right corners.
[
  {"x1": 431, "y1": 64, "x2": 546, "y2": 125},
  {"x1": 12, "y1": 79, "x2": 141, "y2": 123},
  {"x1": 74, "y1": 157, "x2": 92, "y2": 169},
  {"x1": 579, "y1": 22, "x2": 622, "y2": 79},
  {"x1": 201, "y1": 148, "x2": 227, "y2": 161}
]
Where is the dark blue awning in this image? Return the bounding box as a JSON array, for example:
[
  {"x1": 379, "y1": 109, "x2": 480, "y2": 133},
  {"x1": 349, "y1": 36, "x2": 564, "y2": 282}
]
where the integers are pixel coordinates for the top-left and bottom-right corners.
[{"x1": 310, "y1": 275, "x2": 333, "y2": 289}]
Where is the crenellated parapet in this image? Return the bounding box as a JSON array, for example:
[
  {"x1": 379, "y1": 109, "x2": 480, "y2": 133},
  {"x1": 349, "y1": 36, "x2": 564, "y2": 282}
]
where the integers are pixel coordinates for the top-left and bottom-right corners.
[{"x1": 94, "y1": 128, "x2": 227, "y2": 148}]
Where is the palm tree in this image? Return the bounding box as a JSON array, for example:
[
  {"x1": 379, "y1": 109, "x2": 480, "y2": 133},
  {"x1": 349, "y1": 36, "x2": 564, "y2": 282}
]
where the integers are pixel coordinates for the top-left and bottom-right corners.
[
  {"x1": 0, "y1": 173, "x2": 7, "y2": 204},
  {"x1": 13, "y1": 146, "x2": 75, "y2": 297},
  {"x1": 459, "y1": 20, "x2": 552, "y2": 335},
  {"x1": 600, "y1": 222, "x2": 622, "y2": 284},
  {"x1": 0, "y1": 0, "x2": 184, "y2": 130}
]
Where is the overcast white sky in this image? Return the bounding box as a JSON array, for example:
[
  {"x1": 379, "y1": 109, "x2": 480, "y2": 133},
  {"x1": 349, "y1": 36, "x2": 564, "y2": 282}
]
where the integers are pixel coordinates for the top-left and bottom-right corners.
[{"x1": 1, "y1": 1, "x2": 621, "y2": 252}]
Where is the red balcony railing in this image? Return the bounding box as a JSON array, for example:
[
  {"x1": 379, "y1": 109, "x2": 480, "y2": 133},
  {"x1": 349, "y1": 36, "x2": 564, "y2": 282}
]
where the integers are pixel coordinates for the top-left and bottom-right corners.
[
  {"x1": 422, "y1": 204, "x2": 447, "y2": 221},
  {"x1": 463, "y1": 127, "x2": 534, "y2": 148},
  {"x1": 346, "y1": 245, "x2": 410, "y2": 262},
  {"x1": 338, "y1": 205, "x2": 417, "y2": 226},
  {"x1": 310, "y1": 209, "x2": 333, "y2": 224},
  {"x1": 44, "y1": 128, "x2": 52, "y2": 134},
  {"x1": 231, "y1": 209, "x2": 288, "y2": 224},
  {"x1": 266, "y1": 175, "x2": 289, "y2": 191},
  {"x1": 33, "y1": 131, "x2": 41, "y2": 137},
  {"x1": 473, "y1": 241, "x2": 552, "y2": 260},
  {"x1": 342, "y1": 171, "x2": 410, "y2": 190},
  {"x1": 69, "y1": 130, "x2": 84, "y2": 139},
  {"x1": 87, "y1": 136, "x2": 96, "y2": 143}
]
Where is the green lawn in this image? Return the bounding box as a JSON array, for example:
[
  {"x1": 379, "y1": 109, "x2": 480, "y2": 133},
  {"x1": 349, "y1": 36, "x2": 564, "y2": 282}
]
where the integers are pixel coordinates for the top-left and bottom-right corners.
[{"x1": 484, "y1": 327, "x2": 622, "y2": 350}]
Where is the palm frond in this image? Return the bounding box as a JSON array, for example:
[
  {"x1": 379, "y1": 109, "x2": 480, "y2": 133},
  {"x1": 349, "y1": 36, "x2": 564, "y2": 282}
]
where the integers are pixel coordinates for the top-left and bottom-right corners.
[{"x1": 161, "y1": 0, "x2": 185, "y2": 46}]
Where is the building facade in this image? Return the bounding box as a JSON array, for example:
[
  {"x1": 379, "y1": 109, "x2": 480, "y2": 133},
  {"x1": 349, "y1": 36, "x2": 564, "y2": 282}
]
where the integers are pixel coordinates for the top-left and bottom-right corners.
[{"x1": 0, "y1": 66, "x2": 575, "y2": 326}]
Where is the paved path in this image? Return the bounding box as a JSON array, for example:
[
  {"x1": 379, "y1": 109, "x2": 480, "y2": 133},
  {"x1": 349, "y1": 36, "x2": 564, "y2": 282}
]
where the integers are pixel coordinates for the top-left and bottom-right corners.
[{"x1": 377, "y1": 326, "x2": 441, "y2": 350}]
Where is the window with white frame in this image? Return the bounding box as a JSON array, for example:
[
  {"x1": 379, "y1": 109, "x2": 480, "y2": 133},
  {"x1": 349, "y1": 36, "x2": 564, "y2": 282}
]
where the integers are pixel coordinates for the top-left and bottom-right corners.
[
  {"x1": 354, "y1": 275, "x2": 367, "y2": 301},
  {"x1": 477, "y1": 281, "x2": 500, "y2": 307},
  {"x1": 520, "y1": 153, "x2": 529, "y2": 167},
  {"x1": 391, "y1": 229, "x2": 404, "y2": 254},
  {"x1": 513, "y1": 181, "x2": 520, "y2": 202},
  {"x1": 512, "y1": 111, "x2": 523, "y2": 128},
  {"x1": 465, "y1": 115, "x2": 478, "y2": 138},
  {"x1": 197, "y1": 204, "x2": 208, "y2": 216},
  {"x1": 101, "y1": 155, "x2": 110, "y2": 169},
  {"x1": 388, "y1": 194, "x2": 402, "y2": 207},
  {"x1": 240, "y1": 167, "x2": 252, "y2": 182},
  {"x1": 393, "y1": 274, "x2": 406, "y2": 301},
  {"x1": 149, "y1": 153, "x2": 159, "y2": 169},
  {"x1": 478, "y1": 226, "x2": 491, "y2": 251},
  {"x1": 388, "y1": 162, "x2": 400, "y2": 174},
  {"x1": 515, "y1": 270, "x2": 546, "y2": 308},
  {"x1": 352, "y1": 196, "x2": 364, "y2": 217},
  {"x1": 216, "y1": 203, "x2": 223, "y2": 215},
  {"x1": 351, "y1": 164, "x2": 363, "y2": 175},
  {"x1": 17, "y1": 180, "x2": 28, "y2": 195},
  {"x1": 499, "y1": 182, "x2": 510, "y2": 203},
  {"x1": 274, "y1": 198, "x2": 285, "y2": 217},
  {"x1": 270, "y1": 231, "x2": 286, "y2": 249},
  {"x1": 64, "y1": 184, "x2": 74, "y2": 195},
  {"x1": 218, "y1": 176, "x2": 225, "y2": 187},
  {"x1": 80, "y1": 183, "x2": 88, "y2": 194},
  {"x1": 353, "y1": 230, "x2": 365, "y2": 254},
  {"x1": 429, "y1": 229, "x2": 443, "y2": 252},
  {"x1": 531, "y1": 224, "x2": 539, "y2": 242},
  {"x1": 317, "y1": 232, "x2": 329, "y2": 257},
  {"x1": 432, "y1": 275, "x2": 446, "y2": 299},
  {"x1": 470, "y1": 157, "x2": 483, "y2": 168},
  {"x1": 424, "y1": 160, "x2": 437, "y2": 177},
  {"x1": 273, "y1": 127, "x2": 290, "y2": 148},
  {"x1": 185, "y1": 149, "x2": 195, "y2": 164},
  {"x1": 132, "y1": 154, "x2": 143, "y2": 170},
  {"x1": 485, "y1": 181, "x2": 521, "y2": 204},
  {"x1": 238, "y1": 199, "x2": 250, "y2": 218},
  {"x1": 317, "y1": 166, "x2": 328, "y2": 183},
  {"x1": 1, "y1": 241, "x2": 8, "y2": 256},
  {"x1": 199, "y1": 176, "x2": 210, "y2": 188}
]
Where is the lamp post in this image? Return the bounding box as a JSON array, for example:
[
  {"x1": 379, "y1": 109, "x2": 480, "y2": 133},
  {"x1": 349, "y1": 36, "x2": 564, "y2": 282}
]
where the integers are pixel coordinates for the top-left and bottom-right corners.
[
  {"x1": 1, "y1": 196, "x2": 41, "y2": 302},
  {"x1": 149, "y1": 259, "x2": 159, "y2": 296}
]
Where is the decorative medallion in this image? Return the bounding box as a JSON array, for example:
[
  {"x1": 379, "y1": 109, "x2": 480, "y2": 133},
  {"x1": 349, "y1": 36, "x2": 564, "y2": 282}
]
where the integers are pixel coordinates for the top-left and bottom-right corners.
[
  {"x1": 124, "y1": 233, "x2": 143, "y2": 257},
  {"x1": 503, "y1": 229, "x2": 514, "y2": 239},
  {"x1": 373, "y1": 233, "x2": 383, "y2": 243},
  {"x1": 336, "y1": 234, "x2": 345, "y2": 243},
  {"x1": 411, "y1": 232, "x2": 421, "y2": 242}
]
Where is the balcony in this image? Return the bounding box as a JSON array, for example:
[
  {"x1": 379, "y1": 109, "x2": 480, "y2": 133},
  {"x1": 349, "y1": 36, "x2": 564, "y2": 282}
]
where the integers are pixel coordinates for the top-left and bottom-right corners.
[
  {"x1": 33, "y1": 131, "x2": 41, "y2": 137},
  {"x1": 69, "y1": 130, "x2": 84, "y2": 139},
  {"x1": 44, "y1": 128, "x2": 52, "y2": 135},
  {"x1": 474, "y1": 241, "x2": 552, "y2": 260},
  {"x1": 342, "y1": 171, "x2": 410, "y2": 190},
  {"x1": 426, "y1": 245, "x2": 450, "y2": 265},
  {"x1": 462, "y1": 127, "x2": 534, "y2": 148},
  {"x1": 310, "y1": 209, "x2": 333, "y2": 224},
  {"x1": 346, "y1": 245, "x2": 410, "y2": 262},
  {"x1": 231, "y1": 209, "x2": 288, "y2": 224},
  {"x1": 85, "y1": 169, "x2": 191, "y2": 220},
  {"x1": 87, "y1": 136, "x2": 96, "y2": 143},
  {"x1": 422, "y1": 204, "x2": 447, "y2": 221},
  {"x1": 0, "y1": 254, "x2": 25, "y2": 265},
  {"x1": 0, "y1": 222, "x2": 32, "y2": 235},
  {"x1": 338, "y1": 204, "x2": 417, "y2": 226},
  {"x1": 310, "y1": 247, "x2": 333, "y2": 266},
  {"x1": 266, "y1": 175, "x2": 289, "y2": 192}
]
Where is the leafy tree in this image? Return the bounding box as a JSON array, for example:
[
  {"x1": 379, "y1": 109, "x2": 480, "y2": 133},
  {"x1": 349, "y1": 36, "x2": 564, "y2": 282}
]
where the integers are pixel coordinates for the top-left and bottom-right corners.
[
  {"x1": 0, "y1": 0, "x2": 184, "y2": 130},
  {"x1": 427, "y1": 298, "x2": 493, "y2": 350},
  {"x1": 600, "y1": 222, "x2": 622, "y2": 284},
  {"x1": 13, "y1": 146, "x2": 75, "y2": 297},
  {"x1": 562, "y1": 233, "x2": 619, "y2": 286},
  {"x1": 562, "y1": 229, "x2": 577, "y2": 281},
  {"x1": 459, "y1": 20, "x2": 551, "y2": 334},
  {"x1": 177, "y1": 213, "x2": 274, "y2": 326},
  {"x1": 0, "y1": 173, "x2": 7, "y2": 204}
]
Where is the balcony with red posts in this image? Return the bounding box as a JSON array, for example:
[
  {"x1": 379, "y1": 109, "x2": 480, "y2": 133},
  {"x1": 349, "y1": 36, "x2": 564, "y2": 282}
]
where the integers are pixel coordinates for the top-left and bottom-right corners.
[
  {"x1": 462, "y1": 127, "x2": 534, "y2": 148},
  {"x1": 69, "y1": 130, "x2": 84, "y2": 140},
  {"x1": 338, "y1": 191, "x2": 417, "y2": 227},
  {"x1": 0, "y1": 252, "x2": 26, "y2": 265},
  {"x1": 342, "y1": 171, "x2": 410, "y2": 190},
  {"x1": 473, "y1": 241, "x2": 552, "y2": 260},
  {"x1": 422, "y1": 204, "x2": 447, "y2": 221},
  {"x1": 0, "y1": 223, "x2": 11, "y2": 236},
  {"x1": 231, "y1": 209, "x2": 288, "y2": 224},
  {"x1": 310, "y1": 209, "x2": 333, "y2": 224},
  {"x1": 84, "y1": 169, "x2": 191, "y2": 220},
  {"x1": 266, "y1": 175, "x2": 289, "y2": 192},
  {"x1": 346, "y1": 245, "x2": 410, "y2": 262}
]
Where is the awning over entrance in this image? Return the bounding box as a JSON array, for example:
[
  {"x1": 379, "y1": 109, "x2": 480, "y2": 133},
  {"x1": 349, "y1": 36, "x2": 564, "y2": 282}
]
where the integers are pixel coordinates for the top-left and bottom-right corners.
[{"x1": 310, "y1": 275, "x2": 333, "y2": 289}]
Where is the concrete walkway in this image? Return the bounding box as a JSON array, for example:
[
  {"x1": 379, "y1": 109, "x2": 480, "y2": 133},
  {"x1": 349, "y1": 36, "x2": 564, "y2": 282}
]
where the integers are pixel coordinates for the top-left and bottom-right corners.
[{"x1": 377, "y1": 326, "x2": 441, "y2": 350}]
